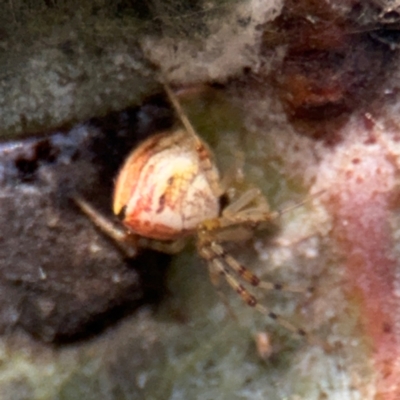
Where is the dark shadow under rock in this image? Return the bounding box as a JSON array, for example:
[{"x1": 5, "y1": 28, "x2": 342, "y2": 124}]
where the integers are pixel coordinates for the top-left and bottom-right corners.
[{"x1": 0, "y1": 100, "x2": 173, "y2": 343}]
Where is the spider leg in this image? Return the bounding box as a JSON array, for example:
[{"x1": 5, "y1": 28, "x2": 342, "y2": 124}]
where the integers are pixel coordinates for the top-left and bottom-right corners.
[
  {"x1": 199, "y1": 243, "x2": 309, "y2": 339},
  {"x1": 73, "y1": 195, "x2": 138, "y2": 258},
  {"x1": 73, "y1": 196, "x2": 187, "y2": 256},
  {"x1": 208, "y1": 242, "x2": 312, "y2": 293},
  {"x1": 221, "y1": 189, "x2": 326, "y2": 228},
  {"x1": 208, "y1": 261, "x2": 239, "y2": 322},
  {"x1": 161, "y1": 79, "x2": 223, "y2": 197},
  {"x1": 222, "y1": 188, "x2": 267, "y2": 216}
]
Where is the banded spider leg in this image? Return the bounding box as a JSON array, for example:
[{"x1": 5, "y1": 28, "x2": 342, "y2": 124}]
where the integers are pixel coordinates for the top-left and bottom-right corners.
[{"x1": 197, "y1": 188, "x2": 314, "y2": 339}]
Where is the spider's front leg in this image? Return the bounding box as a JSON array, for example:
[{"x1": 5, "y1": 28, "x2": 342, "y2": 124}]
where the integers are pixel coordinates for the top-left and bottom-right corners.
[
  {"x1": 221, "y1": 187, "x2": 324, "y2": 229},
  {"x1": 198, "y1": 238, "x2": 309, "y2": 338},
  {"x1": 216, "y1": 188, "x2": 278, "y2": 229},
  {"x1": 197, "y1": 215, "x2": 312, "y2": 339}
]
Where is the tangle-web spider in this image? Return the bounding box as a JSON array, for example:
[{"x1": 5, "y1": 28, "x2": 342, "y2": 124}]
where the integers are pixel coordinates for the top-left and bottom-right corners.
[{"x1": 74, "y1": 79, "x2": 314, "y2": 341}]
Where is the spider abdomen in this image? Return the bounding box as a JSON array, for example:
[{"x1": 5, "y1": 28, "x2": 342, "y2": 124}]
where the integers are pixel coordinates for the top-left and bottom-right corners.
[{"x1": 113, "y1": 129, "x2": 221, "y2": 240}]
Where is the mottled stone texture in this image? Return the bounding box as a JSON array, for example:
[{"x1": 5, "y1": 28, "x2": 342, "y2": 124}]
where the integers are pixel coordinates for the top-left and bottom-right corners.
[{"x1": 2, "y1": 1, "x2": 400, "y2": 400}]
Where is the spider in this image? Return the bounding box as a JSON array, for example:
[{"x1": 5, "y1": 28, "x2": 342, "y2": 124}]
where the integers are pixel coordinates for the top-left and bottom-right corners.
[{"x1": 74, "y1": 79, "x2": 314, "y2": 340}]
